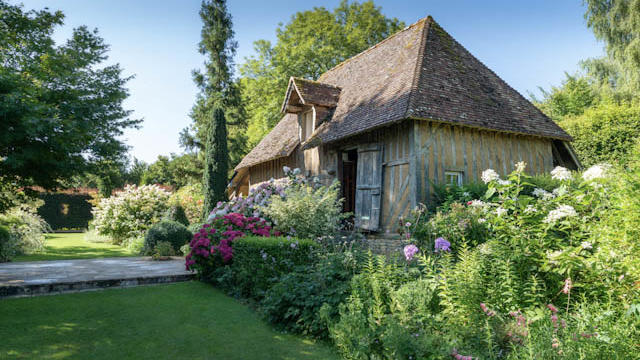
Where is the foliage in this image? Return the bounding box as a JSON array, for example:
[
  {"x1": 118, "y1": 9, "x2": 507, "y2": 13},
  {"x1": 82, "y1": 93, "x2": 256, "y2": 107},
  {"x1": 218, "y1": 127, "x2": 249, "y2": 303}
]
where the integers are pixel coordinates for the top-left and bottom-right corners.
[
  {"x1": 182, "y1": 0, "x2": 247, "y2": 169},
  {"x1": 584, "y1": 0, "x2": 640, "y2": 93},
  {"x1": 559, "y1": 100, "x2": 640, "y2": 167},
  {"x1": 37, "y1": 192, "x2": 93, "y2": 230},
  {"x1": 531, "y1": 74, "x2": 597, "y2": 122},
  {"x1": 0, "y1": 224, "x2": 14, "y2": 262},
  {"x1": 229, "y1": 236, "x2": 319, "y2": 300},
  {"x1": 261, "y1": 250, "x2": 358, "y2": 338},
  {"x1": 91, "y1": 185, "x2": 171, "y2": 243},
  {"x1": 141, "y1": 153, "x2": 203, "y2": 188},
  {"x1": 170, "y1": 184, "x2": 204, "y2": 225},
  {"x1": 185, "y1": 212, "x2": 277, "y2": 281},
  {"x1": 152, "y1": 241, "x2": 176, "y2": 259},
  {"x1": 261, "y1": 178, "x2": 346, "y2": 239},
  {"x1": 430, "y1": 181, "x2": 488, "y2": 212},
  {"x1": 163, "y1": 205, "x2": 189, "y2": 226},
  {"x1": 0, "y1": 1, "x2": 140, "y2": 195},
  {"x1": 0, "y1": 207, "x2": 50, "y2": 261},
  {"x1": 239, "y1": 0, "x2": 404, "y2": 148},
  {"x1": 143, "y1": 220, "x2": 192, "y2": 255},
  {"x1": 202, "y1": 107, "x2": 229, "y2": 218}
]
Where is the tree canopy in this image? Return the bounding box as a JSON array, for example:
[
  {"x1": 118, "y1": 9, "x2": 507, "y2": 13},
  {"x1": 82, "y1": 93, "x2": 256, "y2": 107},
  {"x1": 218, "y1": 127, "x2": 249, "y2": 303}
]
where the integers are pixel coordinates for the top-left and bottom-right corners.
[{"x1": 0, "y1": 1, "x2": 140, "y2": 194}]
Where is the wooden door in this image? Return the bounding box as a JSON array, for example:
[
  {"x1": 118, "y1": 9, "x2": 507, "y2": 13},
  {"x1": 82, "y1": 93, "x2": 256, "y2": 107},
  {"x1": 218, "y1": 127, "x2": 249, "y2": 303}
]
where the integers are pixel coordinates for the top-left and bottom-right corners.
[{"x1": 355, "y1": 143, "x2": 383, "y2": 231}]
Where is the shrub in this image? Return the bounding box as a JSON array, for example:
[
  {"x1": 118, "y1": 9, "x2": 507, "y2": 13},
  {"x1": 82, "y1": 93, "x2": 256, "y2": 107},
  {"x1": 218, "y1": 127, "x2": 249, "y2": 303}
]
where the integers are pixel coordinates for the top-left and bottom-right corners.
[
  {"x1": 261, "y1": 180, "x2": 345, "y2": 239},
  {"x1": 185, "y1": 213, "x2": 277, "y2": 281},
  {"x1": 163, "y1": 204, "x2": 189, "y2": 226},
  {"x1": 261, "y1": 250, "x2": 358, "y2": 338},
  {"x1": 143, "y1": 220, "x2": 191, "y2": 255},
  {"x1": 208, "y1": 178, "x2": 288, "y2": 220},
  {"x1": 92, "y1": 184, "x2": 171, "y2": 243},
  {"x1": 229, "y1": 236, "x2": 319, "y2": 300},
  {"x1": 152, "y1": 241, "x2": 176, "y2": 259},
  {"x1": 169, "y1": 184, "x2": 204, "y2": 224},
  {"x1": 0, "y1": 207, "x2": 49, "y2": 256},
  {"x1": 0, "y1": 225, "x2": 15, "y2": 262}
]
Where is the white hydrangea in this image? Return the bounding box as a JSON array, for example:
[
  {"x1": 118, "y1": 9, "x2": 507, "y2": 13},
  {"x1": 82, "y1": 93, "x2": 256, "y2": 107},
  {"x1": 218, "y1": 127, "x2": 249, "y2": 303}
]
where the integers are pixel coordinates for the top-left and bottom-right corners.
[
  {"x1": 582, "y1": 164, "x2": 611, "y2": 181},
  {"x1": 543, "y1": 204, "x2": 577, "y2": 224},
  {"x1": 515, "y1": 161, "x2": 527, "y2": 173},
  {"x1": 551, "y1": 166, "x2": 572, "y2": 181},
  {"x1": 532, "y1": 187, "x2": 554, "y2": 200},
  {"x1": 481, "y1": 169, "x2": 500, "y2": 184},
  {"x1": 581, "y1": 241, "x2": 593, "y2": 250},
  {"x1": 468, "y1": 199, "x2": 487, "y2": 208},
  {"x1": 552, "y1": 185, "x2": 568, "y2": 197}
]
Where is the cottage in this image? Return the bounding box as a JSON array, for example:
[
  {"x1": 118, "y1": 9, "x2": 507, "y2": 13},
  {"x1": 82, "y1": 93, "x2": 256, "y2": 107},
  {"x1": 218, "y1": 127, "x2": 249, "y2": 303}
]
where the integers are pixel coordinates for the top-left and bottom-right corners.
[{"x1": 230, "y1": 16, "x2": 579, "y2": 233}]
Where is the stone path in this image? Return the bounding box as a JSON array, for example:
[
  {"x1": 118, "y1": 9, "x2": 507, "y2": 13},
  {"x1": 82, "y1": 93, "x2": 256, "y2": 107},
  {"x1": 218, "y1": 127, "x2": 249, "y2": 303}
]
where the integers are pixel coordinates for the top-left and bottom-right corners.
[{"x1": 0, "y1": 257, "x2": 194, "y2": 298}]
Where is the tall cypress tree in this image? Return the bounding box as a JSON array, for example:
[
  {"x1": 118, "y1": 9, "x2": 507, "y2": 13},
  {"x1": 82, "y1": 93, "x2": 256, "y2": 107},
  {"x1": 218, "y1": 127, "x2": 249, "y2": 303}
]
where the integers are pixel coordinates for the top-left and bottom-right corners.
[{"x1": 202, "y1": 107, "x2": 229, "y2": 218}]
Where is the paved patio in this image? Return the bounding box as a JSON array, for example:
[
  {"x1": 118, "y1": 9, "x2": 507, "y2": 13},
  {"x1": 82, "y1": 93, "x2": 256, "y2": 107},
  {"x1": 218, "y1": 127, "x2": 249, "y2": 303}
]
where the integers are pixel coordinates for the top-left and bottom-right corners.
[{"x1": 0, "y1": 257, "x2": 194, "y2": 298}]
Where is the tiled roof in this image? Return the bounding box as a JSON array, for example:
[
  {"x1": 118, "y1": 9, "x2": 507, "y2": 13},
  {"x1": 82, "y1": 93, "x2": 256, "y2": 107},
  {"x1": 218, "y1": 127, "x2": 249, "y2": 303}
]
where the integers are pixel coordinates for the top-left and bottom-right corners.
[
  {"x1": 234, "y1": 113, "x2": 299, "y2": 171},
  {"x1": 307, "y1": 16, "x2": 571, "y2": 145},
  {"x1": 281, "y1": 77, "x2": 341, "y2": 112}
]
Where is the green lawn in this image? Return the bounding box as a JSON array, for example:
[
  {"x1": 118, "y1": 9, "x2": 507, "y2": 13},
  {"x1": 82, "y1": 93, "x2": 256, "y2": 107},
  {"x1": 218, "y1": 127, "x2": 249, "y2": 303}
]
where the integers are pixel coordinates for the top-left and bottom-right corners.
[
  {"x1": 14, "y1": 233, "x2": 135, "y2": 262},
  {"x1": 0, "y1": 282, "x2": 339, "y2": 360}
]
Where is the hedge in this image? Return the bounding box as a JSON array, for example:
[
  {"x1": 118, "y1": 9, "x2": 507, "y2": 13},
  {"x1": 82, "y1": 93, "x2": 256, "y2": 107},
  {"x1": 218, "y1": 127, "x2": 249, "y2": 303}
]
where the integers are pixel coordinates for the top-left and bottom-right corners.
[
  {"x1": 37, "y1": 193, "x2": 93, "y2": 230},
  {"x1": 228, "y1": 236, "x2": 319, "y2": 300}
]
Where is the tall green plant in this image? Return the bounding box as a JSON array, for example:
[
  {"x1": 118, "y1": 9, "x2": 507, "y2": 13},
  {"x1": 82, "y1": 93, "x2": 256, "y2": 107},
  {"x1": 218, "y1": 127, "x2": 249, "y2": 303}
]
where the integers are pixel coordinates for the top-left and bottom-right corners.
[{"x1": 202, "y1": 107, "x2": 229, "y2": 218}]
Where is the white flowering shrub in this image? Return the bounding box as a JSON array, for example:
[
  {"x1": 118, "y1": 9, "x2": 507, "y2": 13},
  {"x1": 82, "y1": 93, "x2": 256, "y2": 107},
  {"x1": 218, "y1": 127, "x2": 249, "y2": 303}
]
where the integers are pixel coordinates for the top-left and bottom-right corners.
[{"x1": 92, "y1": 185, "x2": 171, "y2": 243}]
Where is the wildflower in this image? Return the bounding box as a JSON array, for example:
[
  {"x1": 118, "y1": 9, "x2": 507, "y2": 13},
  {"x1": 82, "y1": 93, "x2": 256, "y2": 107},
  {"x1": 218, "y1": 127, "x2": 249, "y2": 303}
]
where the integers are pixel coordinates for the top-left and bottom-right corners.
[
  {"x1": 562, "y1": 278, "x2": 572, "y2": 294},
  {"x1": 282, "y1": 166, "x2": 291, "y2": 174},
  {"x1": 495, "y1": 207, "x2": 507, "y2": 217},
  {"x1": 582, "y1": 164, "x2": 610, "y2": 181},
  {"x1": 551, "y1": 166, "x2": 572, "y2": 181},
  {"x1": 547, "y1": 304, "x2": 559, "y2": 313},
  {"x1": 468, "y1": 199, "x2": 486, "y2": 208},
  {"x1": 524, "y1": 205, "x2": 537, "y2": 214},
  {"x1": 532, "y1": 187, "x2": 554, "y2": 200},
  {"x1": 477, "y1": 218, "x2": 486, "y2": 224},
  {"x1": 481, "y1": 169, "x2": 500, "y2": 184},
  {"x1": 405, "y1": 222, "x2": 412, "y2": 227},
  {"x1": 497, "y1": 179, "x2": 512, "y2": 186},
  {"x1": 462, "y1": 191, "x2": 471, "y2": 197},
  {"x1": 543, "y1": 204, "x2": 577, "y2": 224},
  {"x1": 434, "y1": 237, "x2": 451, "y2": 253},
  {"x1": 581, "y1": 241, "x2": 592, "y2": 250},
  {"x1": 290, "y1": 242, "x2": 297, "y2": 249},
  {"x1": 292, "y1": 168, "x2": 301, "y2": 175},
  {"x1": 403, "y1": 244, "x2": 419, "y2": 261},
  {"x1": 515, "y1": 161, "x2": 527, "y2": 173}
]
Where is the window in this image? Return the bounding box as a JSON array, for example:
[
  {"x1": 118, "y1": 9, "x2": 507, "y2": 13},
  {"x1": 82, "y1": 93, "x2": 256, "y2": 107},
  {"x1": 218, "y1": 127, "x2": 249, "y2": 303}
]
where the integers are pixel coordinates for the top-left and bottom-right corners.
[{"x1": 445, "y1": 171, "x2": 463, "y2": 186}]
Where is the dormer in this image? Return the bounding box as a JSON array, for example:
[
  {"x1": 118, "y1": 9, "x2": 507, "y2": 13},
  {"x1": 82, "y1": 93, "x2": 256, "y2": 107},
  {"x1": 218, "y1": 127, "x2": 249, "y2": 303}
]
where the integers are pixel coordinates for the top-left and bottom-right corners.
[{"x1": 281, "y1": 77, "x2": 341, "y2": 142}]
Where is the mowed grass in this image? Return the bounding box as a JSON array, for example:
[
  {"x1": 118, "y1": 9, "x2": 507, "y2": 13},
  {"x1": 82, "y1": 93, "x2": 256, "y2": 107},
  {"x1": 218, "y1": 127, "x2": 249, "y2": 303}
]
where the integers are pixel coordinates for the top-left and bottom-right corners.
[
  {"x1": 14, "y1": 232, "x2": 135, "y2": 262},
  {"x1": 0, "y1": 281, "x2": 339, "y2": 360}
]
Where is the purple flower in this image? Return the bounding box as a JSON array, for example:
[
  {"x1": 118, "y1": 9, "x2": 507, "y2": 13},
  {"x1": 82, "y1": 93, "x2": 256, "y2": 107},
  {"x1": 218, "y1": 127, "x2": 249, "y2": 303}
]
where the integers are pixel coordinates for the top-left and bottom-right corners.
[
  {"x1": 434, "y1": 237, "x2": 451, "y2": 253},
  {"x1": 403, "y1": 244, "x2": 419, "y2": 261}
]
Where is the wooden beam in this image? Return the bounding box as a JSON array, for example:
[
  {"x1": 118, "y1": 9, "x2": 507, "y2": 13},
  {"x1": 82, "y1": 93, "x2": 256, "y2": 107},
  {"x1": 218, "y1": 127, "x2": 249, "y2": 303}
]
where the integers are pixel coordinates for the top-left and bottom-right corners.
[{"x1": 285, "y1": 105, "x2": 303, "y2": 113}]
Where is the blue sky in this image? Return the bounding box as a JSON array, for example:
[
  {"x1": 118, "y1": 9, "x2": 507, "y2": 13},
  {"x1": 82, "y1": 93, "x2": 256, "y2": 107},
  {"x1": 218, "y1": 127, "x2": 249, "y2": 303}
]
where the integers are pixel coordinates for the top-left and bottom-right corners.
[{"x1": 14, "y1": 0, "x2": 605, "y2": 164}]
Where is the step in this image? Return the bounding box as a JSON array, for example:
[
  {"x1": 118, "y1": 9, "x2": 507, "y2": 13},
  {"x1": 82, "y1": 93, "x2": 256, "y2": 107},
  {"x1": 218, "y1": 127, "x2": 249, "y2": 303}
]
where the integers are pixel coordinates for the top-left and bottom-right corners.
[{"x1": 0, "y1": 257, "x2": 195, "y2": 299}]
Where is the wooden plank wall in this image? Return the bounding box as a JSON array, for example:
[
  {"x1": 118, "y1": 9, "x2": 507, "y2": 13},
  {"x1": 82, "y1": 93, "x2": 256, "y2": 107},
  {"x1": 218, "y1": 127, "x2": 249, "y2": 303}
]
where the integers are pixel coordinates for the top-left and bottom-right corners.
[
  {"x1": 414, "y1": 120, "x2": 554, "y2": 204},
  {"x1": 248, "y1": 154, "x2": 298, "y2": 188},
  {"x1": 330, "y1": 122, "x2": 414, "y2": 233}
]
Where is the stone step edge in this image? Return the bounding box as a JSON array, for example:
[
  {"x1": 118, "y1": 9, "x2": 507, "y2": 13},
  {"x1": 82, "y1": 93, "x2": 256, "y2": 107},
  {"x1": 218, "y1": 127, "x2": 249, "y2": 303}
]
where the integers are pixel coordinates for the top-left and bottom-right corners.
[{"x1": 0, "y1": 273, "x2": 195, "y2": 299}]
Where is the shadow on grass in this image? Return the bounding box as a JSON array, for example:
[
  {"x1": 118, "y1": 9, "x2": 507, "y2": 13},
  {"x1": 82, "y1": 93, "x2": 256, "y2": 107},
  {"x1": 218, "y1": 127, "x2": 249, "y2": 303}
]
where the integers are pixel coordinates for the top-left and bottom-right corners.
[{"x1": 0, "y1": 282, "x2": 339, "y2": 360}]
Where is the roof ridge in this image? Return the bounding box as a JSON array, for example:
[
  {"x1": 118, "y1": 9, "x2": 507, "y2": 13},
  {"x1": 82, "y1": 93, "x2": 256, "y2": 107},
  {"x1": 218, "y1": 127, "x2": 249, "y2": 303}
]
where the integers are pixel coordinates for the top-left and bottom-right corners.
[
  {"x1": 404, "y1": 16, "x2": 431, "y2": 119},
  {"x1": 319, "y1": 15, "x2": 433, "y2": 80},
  {"x1": 292, "y1": 77, "x2": 342, "y2": 89}
]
